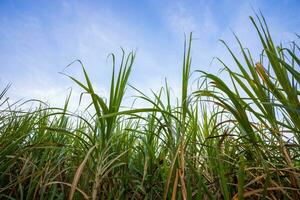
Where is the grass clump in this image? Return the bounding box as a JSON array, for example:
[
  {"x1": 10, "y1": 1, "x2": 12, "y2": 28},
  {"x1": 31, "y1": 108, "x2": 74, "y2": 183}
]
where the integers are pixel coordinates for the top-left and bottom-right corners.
[{"x1": 0, "y1": 14, "x2": 300, "y2": 199}]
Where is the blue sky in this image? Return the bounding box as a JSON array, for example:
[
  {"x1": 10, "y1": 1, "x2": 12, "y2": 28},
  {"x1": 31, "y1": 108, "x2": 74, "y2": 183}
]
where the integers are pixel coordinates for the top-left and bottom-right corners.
[{"x1": 0, "y1": 0, "x2": 299, "y2": 109}]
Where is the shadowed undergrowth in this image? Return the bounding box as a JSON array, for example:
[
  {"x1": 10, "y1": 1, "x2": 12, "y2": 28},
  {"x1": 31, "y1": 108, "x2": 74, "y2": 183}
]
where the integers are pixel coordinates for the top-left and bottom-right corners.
[{"x1": 0, "y1": 14, "x2": 299, "y2": 200}]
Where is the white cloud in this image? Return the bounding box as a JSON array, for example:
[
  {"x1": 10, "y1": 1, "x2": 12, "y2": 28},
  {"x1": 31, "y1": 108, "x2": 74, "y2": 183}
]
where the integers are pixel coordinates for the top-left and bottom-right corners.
[{"x1": 166, "y1": 1, "x2": 197, "y2": 35}]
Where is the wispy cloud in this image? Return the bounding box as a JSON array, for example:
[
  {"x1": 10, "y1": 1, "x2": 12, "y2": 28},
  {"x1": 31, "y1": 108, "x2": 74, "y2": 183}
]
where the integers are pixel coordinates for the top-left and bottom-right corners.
[{"x1": 166, "y1": 1, "x2": 197, "y2": 35}]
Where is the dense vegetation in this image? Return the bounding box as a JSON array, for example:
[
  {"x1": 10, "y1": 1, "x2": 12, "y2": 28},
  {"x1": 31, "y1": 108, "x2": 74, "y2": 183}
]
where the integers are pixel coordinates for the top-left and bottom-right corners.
[{"x1": 0, "y1": 15, "x2": 299, "y2": 200}]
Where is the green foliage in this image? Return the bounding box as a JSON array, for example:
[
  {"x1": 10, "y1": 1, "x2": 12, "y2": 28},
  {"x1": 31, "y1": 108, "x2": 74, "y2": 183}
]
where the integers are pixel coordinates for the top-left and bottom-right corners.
[{"x1": 0, "y1": 14, "x2": 299, "y2": 199}]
